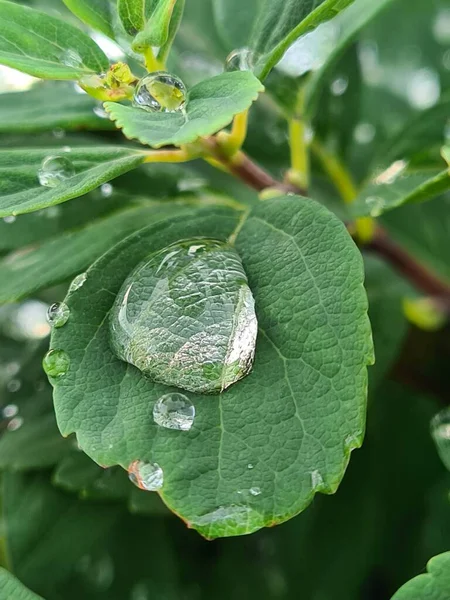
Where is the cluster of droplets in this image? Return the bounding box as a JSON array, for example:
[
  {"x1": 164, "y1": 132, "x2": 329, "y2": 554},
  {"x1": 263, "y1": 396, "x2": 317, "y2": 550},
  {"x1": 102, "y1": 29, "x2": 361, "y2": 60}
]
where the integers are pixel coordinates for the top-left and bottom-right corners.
[
  {"x1": 133, "y1": 71, "x2": 187, "y2": 114},
  {"x1": 1, "y1": 403, "x2": 23, "y2": 432}
]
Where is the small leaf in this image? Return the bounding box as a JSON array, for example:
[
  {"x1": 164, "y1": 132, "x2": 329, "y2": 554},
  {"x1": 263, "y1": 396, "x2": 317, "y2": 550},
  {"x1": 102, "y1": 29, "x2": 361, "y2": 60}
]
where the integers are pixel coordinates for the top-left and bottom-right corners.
[
  {"x1": 105, "y1": 71, "x2": 264, "y2": 148},
  {"x1": 132, "y1": 0, "x2": 179, "y2": 50},
  {"x1": 0, "y1": 204, "x2": 190, "y2": 304},
  {"x1": 62, "y1": 0, "x2": 115, "y2": 39},
  {"x1": 0, "y1": 146, "x2": 146, "y2": 217},
  {"x1": 0, "y1": 569, "x2": 44, "y2": 600},
  {"x1": 118, "y1": 0, "x2": 156, "y2": 36},
  {"x1": 0, "y1": 82, "x2": 115, "y2": 134},
  {"x1": 50, "y1": 197, "x2": 372, "y2": 539},
  {"x1": 391, "y1": 552, "x2": 450, "y2": 600},
  {"x1": 352, "y1": 164, "x2": 450, "y2": 218},
  {"x1": 0, "y1": 0, "x2": 109, "y2": 79}
]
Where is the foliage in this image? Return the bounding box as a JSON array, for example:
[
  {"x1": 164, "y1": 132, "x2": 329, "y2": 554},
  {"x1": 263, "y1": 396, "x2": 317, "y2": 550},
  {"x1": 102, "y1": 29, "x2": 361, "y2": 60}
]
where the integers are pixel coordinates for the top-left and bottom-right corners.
[{"x1": 0, "y1": 0, "x2": 449, "y2": 597}]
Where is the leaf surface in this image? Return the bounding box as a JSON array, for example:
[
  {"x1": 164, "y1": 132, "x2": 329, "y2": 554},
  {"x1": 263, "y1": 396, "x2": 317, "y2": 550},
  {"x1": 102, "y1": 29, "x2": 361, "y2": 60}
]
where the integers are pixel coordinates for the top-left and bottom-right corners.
[
  {"x1": 0, "y1": 0, "x2": 109, "y2": 79},
  {"x1": 0, "y1": 146, "x2": 146, "y2": 217},
  {"x1": 0, "y1": 82, "x2": 114, "y2": 134},
  {"x1": 0, "y1": 569, "x2": 43, "y2": 600},
  {"x1": 391, "y1": 552, "x2": 450, "y2": 600},
  {"x1": 62, "y1": 0, "x2": 115, "y2": 39},
  {"x1": 50, "y1": 197, "x2": 372, "y2": 538},
  {"x1": 105, "y1": 71, "x2": 264, "y2": 148}
]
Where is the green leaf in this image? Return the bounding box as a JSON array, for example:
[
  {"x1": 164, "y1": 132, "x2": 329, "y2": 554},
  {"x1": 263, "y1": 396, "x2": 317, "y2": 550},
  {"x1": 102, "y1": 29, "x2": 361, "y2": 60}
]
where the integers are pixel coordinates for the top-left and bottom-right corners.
[
  {"x1": 0, "y1": 82, "x2": 114, "y2": 134},
  {"x1": 380, "y1": 195, "x2": 450, "y2": 284},
  {"x1": 352, "y1": 165, "x2": 450, "y2": 218},
  {"x1": 118, "y1": 0, "x2": 156, "y2": 36},
  {"x1": 159, "y1": 0, "x2": 184, "y2": 63},
  {"x1": 305, "y1": 0, "x2": 397, "y2": 116},
  {"x1": 62, "y1": 0, "x2": 115, "y2": 39},
  {"x1": 0, "y1": 204, "x2": 191, "y2": 304},
  {"x1": 0, "y1": 569, "x2": 43, "y2": 600},
  {"x1": 50, "y1": 197, "x2": 372, "y2": 539},
  {"x1": 0, "y1": 0, "x2": 109, "y2": 79},
  {"x1": 0, "y1": 146, "x2": 146, "y2": 217},
  {"x1": 214, "y1": 0, "x2": 356, "y2": 80},
  {"x1": 391, "y1": 552, "x2": 450, "y2": 600},
  {"x1": 132, "y1": 0, "x2": 180, "y2": 51},
  {"x1": 105, "y1": 71, "x2": 264, "y2": 148}
]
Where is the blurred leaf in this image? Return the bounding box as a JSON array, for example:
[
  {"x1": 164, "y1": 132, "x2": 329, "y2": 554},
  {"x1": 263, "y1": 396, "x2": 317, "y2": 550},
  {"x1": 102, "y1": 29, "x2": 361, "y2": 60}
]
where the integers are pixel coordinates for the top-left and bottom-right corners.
[
  {"x1": 0, "y1": 82, "x2": 115, "y2": 134},
  {"x1": 0, "y1": 1, "x2": 109, "y2": 79},
  {"x1": 0, "y1": 568, "x2": 43, "y2": 600},
  {"x1": 0, "y1": 203, "x2": 193, "y2": 303},
  {"x1": 353, "y1": 164, "x2": 450, "y2": 217},
  {"x1": 105, "y1": 71, "x2": 264, "y2": 148},
  {"x1": 62, "y1": 0, "x2": 115, "y2": 39},
  {"x1": 391, "y1": 552, "x2": 450, "y2": 600},
  {"x1": 0, "y1": 146, "x2": 146, "y2": 217}
]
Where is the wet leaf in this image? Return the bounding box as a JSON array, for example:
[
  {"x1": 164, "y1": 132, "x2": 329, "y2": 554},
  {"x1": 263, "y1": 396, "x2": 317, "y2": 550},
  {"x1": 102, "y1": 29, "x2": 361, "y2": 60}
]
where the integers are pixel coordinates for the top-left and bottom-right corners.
[
  {"x1": 49, "y1": 197, "x2": 372, "y2": 539},
  {"x1": 0, "y1": 0, "x2": 109, "y2": 79}
]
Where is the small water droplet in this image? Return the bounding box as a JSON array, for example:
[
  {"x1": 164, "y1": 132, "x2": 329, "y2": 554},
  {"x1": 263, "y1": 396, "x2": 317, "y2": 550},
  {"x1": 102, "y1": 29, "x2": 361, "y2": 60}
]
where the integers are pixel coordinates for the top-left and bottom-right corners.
[
  {"x1": 153, "y1": 392, "x2": 195, "y2": 431},
  {"x1": 249, "y1": 487, "x2": 261, "y2": 496},
  {"x1": 247, "y1": 463, "x2": 254, "y2": 469},
  {"x1": 61, "y1": 49, "x2": 82, "y2": 68},
  {"x1": 407, "y1": 68, "x2": 440, "y2": 110},
  {"x1": 128, "y1": 460, "x2": 163, "y2": 491},
  {"x1": 2, "y1": 404, "x2": 18, "y2": 418},
  {"x1": 133, "y1": 71, "x2": 187, "y2": 113},
  {"x1": 225, "y1": 48, "x2": 259, "y2": 72},
  {"x1": 431, "y1": 407, "x2": 450, "y2": 470},
  {"x1": 70, "y1": 272, "x2": 87, "y2": 292},
  {"x1": 330, "y1": 76, "x2": 348, "y2": 96},
  {"x1": 93, "y1": 104, "x2": 108, "y2": 119},
  {"x1": 43, "y1": 349, "x2": 70, "y2": 379},
  {"x1": 47, "y1": 302, "x2": 70, "y2": 328},
  {"x1": 52, "y1": 127, "x2": 66, "y2": 139},
  {"x1": 353, "y1": 122, "x2": 376, "y2": 144},
  {"x1": 311, "y1": 469, "x2": 324, "y2": 490},
  {"x1": 100, "y1": 183, "x2": 113, "y2": 197},
  {"x1": 7, "y1": 416, "x2": 23, "y2": 431},
  {"x1": 38, "y1": 155, "x2": 75, "y2": 188},
  {"x1": 62, "y1": 146, "x2": 71, "y2": 153},
  {"x1": 6, "y1": 378, "x2": 21, "y2": 393},
  {"x1": 3, "y1": 216, "x2": 16, "y2": 224}
]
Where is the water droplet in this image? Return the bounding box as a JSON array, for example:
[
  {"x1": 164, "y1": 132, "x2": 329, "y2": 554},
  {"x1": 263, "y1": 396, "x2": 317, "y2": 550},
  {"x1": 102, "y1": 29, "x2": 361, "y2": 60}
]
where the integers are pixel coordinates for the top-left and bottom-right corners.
[
  {"x1": 433, "y1": 9, "x2": 450, "y2": 45},
  {"x1": 69, "y1": 272, "x2": 87, "y2": 292},
  {"x1": 93, "y1": 104, "x2": 108, "y2": 119},
  {"x1": 407, "y1": 68, "x2": 440, "y2": 110},
  {"x1": 153, "y1": 393, "x2": 195, "y2": 431},
  {"x1": 311, "y1": 469, "x2": 325, "y2": 490},
  {"x1": 191, "y1": 505, "x2": 265, "y2": 534},
  {"x1": 128, "y1": 460, "x2": 163, "y2": 491},
  {"x1": 109, "y1": 238, "x2": 258, "y2": 394},
  {"x1": 43, "y1": 349, "x2": 70, "y2": 379},
  {"x1": 2, "y1": 404, "x2": 18, "y2": 418},
  {"x1": 330, "y1": 76, "x2": 348, "y2": 96},
  {"x1": 431, "y1": 408, "x2": 450, "y2": 470},
  {"x1": 3, "y1": 216, "x2": 16, "y2": 224},
  {"x1": 38, "y1": 155, "x2": 75, "y2": 188},
  {"x1": 100, "y1": 183, "x2": 113, "y2": 198},
  {"x1": 225, "y1": 48, "x2": 259, "y2": 72},
  {"x1": 249, "y1": 487, "x2": 261, "y2": 496},
  {"x1": 6, "y1": 378, "x2": 21, "y2": 393},
  {"x1": 247, "y1": 463, "x2": 254, "y2": 469},
  {"x1": 52, "y1": 127, "x2": 66, "y2": 139},
  {"x1": 353, "y1": 122, "x2": 376, "y2": 144},
  {"x1": 133, "y1": 71, "x2": 187, "y2": 113},
  {"x1": 374, "y1": 160, "x2": 408, "y2": 185},
  {"x1": 61, "y1": 49, "x2": 82, "y2": 68},
  {"x1": 7, "y1": 416, "x2": 23, "y2": 431},
  {"x1": 47, "y1": 302, "x2": 70, "y2": 328}
]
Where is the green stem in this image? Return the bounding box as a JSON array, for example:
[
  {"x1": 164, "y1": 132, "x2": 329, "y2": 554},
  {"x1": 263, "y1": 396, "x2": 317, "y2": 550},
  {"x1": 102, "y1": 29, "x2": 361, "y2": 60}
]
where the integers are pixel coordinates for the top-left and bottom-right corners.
[{"x1": 286, "y1": 88, "x2": 310, "y2": 190}]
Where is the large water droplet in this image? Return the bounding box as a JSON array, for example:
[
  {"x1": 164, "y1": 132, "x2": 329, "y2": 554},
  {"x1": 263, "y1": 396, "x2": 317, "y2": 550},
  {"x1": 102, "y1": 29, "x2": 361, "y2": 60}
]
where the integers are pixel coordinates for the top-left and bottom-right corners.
[
  {"x1": 431, "y1": 408, "x2": 450, "y2": 470},
  {"x1": 47, "y1": 302, "x2": 70, "y2": 328},
  {"x1": 225, "y1": 48, "x2": 258, "y2": 72},
  {"x1": 153, "y1": 392, "x2": 195, "y2": 431},
  {"x1": 109, "y1": 238, "x2": 258, "y2": 394},
  {"x1": 133, "y1": 72, "x2": 187, "y2": 113},
  {"x1": 128, "y1": 460, "x2": 163, "y2": 491},
  {"x1": 69, "y1": 272, "x2": 87, "y2": 292},
  {"x1": 38, "y1": 155, "x2": 75, "y2": 188},
  {"x1": 43, "y1": 349, "x2": 70, "y2": 379}
]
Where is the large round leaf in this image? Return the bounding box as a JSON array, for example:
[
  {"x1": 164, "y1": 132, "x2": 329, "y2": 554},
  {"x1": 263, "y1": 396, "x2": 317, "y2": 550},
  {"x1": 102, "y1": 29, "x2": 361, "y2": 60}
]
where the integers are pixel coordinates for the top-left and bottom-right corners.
[{"x1": 50, "y1": 197, "x2": 373, "y2": 538}]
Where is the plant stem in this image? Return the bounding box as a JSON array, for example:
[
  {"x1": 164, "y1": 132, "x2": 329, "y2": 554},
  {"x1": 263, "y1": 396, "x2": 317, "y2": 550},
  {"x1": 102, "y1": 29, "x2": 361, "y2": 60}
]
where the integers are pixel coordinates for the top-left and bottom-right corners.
[
  {"x1": 217, "y1": 110, "x2": 249, "y2": 157},
  {"x1": 143, "y1": 148, "x2": 192, "y2": 163},
  {"x1": 311, "y1": 139, "x2": 375, "y2": 243},
  {"x1": 287, "y1": 88, "x2": 309, "y2": 189},
  {"x1": 143, "y1": 47, "x2": 163, "y2": 72}
]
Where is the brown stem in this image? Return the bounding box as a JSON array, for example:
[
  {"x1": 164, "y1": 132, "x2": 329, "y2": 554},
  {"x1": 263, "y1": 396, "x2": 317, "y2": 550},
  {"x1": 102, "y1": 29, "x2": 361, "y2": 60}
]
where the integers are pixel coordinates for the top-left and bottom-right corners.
[{"x1": 367, "y1": 226, "x2": 450, "y2": 310}]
